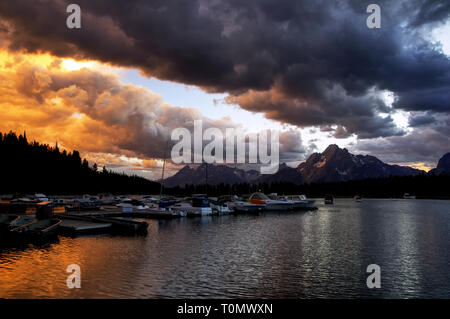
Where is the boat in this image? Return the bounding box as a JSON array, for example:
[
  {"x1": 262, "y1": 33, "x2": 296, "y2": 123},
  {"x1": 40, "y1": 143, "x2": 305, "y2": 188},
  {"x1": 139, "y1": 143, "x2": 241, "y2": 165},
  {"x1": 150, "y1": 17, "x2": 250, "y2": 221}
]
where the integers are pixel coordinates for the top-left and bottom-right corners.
[
  {"x1": 403, "y1": 193, "x2": 416, "y2": 199},
  {"x1": 354, "y1": 195, "x2": 362, "y2": 202},
  {"x1": 67, "y1": 198, "x2": 101, "y2": 211},
  {"x1": 116, "y1": 199, "x2": 149, "y2": 212},
  {"x1": 158, "y1": 198, "x2": 179, "y2": 209},
  {"x1": 247, "y1": 192, "x2": 293, "y2": 211},
  {"x1": 146, "y1": 206, "x2": 187, "y2": 217},
  {"x1": 10, "y1": 218, "x2": 62, "y2": 241},
  {"x1": 217, "y1": 195, "x2": 265, "y2": 213},
  {"x1": 282, "y1": 195, "x2": 317, "y2": 210},
  {"x1": 171, "y1": 197, "x2": 213, "y2": 216},
  {"x1": 145, "y1": 200, "x2": 187, "y2": 217},
  {"x1": 34, "y1": 193, "x2": 49, "y2": 202},
  {"x1": 0, "y1": 214, "x2": 35, "y2": 230},
  {"x1": 324, "y1": 194, "x2": 334, "y2": 204},
  {"x1": 0, "y1": 215, "x2": 20, "y2": 231},
  {"x1": 209, "y1": 199, "x2": 234, "y2": 215},
  {"x1": 9, "y1": 215, "x2": 35, "y2": 229}
]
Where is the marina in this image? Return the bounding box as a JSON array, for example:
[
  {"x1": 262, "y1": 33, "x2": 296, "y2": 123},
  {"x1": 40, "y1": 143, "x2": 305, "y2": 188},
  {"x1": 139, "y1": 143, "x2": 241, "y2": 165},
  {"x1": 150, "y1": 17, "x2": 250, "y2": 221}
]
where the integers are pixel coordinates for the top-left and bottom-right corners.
[
  {"x1": 0, "y1": 192, "x2": 320, "y2": 243},
  {"x1": 1, "y1": 198, "x2": 449, "y2": 298}
]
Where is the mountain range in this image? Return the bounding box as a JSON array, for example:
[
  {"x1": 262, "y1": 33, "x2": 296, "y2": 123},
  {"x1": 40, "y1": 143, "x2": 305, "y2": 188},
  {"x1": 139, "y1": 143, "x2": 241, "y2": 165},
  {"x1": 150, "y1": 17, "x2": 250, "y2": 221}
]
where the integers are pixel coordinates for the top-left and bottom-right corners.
[
  {"x1": 164, "y1": 145, "x2": 450, "y2": 187},
  {"x1": 429, "y1": 152, "x2": 450, "y2": 176}
]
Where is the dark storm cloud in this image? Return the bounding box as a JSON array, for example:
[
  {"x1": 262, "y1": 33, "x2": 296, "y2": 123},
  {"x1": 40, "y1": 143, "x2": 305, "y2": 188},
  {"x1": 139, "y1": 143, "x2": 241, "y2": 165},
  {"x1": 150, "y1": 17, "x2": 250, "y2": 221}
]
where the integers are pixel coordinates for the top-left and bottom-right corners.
[
  {"x1": 408, "y1": 112, "x2": 436, "y2": 127},
  {"x1": 0, "y1": 0, "x2": 449, "y2": 139},
  {"x1": 408, "y1": 0, "x2": 450, "y2": 27}
]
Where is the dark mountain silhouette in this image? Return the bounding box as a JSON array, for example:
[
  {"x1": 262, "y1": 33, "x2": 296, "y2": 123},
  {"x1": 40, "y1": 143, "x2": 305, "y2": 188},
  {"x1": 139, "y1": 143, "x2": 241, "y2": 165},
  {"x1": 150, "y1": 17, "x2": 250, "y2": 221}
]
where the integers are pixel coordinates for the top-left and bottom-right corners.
[
  {"x1": 257, "y1": 163, "x2": 303, "y2": 185},
  {"x1": 0, "y1": 131, "x2": 160, "y2": 194},
  {"x1": 429, "y1": 153, "x2": 450, "y2": 175},
  {"x1": 297, "y1": 144, "x2": 424, "y2": 183},
  {"x1": 165, "y1": 144, "x2": 425, "y2": 187},
  {"x1": 164, "y1": 163, "x2": 261, "y2": 187},
  {"x1": 164, "y1": 162, "x2": 303, "y2": 187}
]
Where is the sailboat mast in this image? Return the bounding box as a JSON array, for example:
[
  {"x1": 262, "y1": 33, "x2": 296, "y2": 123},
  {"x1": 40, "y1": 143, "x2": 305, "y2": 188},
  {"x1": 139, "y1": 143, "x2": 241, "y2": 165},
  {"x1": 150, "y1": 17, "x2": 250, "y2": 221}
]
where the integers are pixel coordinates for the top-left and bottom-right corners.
[
  {"x1": 159, "y1": 139, "x2": 169, "y2": 199},
  {"x1": 205, "y1": 162, "x2": 208, "y2": 198}
]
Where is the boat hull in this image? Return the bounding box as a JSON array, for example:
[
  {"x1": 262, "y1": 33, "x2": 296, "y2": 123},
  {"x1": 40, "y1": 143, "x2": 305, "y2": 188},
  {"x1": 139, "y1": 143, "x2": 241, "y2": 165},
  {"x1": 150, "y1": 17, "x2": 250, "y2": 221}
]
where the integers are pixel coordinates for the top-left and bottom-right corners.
[
  {"x1": 265, "y1": 203, "x2": 293, "y2": 211},
  {"x1": 291, "y1": 201, "x2": 317, "y2": 210}
]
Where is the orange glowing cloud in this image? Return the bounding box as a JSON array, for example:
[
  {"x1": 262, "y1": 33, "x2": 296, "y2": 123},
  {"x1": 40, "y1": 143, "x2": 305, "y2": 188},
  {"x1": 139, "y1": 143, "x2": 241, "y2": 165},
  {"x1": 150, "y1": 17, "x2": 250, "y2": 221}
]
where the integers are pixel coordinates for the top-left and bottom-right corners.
[{"x1": 0, "y1": 50, "x2": 241, "y2": 179}]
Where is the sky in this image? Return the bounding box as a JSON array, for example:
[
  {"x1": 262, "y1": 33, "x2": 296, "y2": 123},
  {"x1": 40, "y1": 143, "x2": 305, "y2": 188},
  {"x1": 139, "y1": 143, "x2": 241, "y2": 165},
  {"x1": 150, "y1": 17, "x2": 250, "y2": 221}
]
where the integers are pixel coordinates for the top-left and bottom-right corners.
[{"x1": 0, "y1": 0, "x2": 449, "y2": 179}]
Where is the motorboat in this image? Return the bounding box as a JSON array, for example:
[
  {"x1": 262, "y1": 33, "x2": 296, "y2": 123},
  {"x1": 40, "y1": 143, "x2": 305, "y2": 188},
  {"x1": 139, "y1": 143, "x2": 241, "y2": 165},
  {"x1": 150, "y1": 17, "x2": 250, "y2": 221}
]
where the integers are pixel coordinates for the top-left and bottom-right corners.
[
  {"x1": 354, "y1": 195, "x2": 362, "y2": 202},
  {"x1": 7, "y1": 215, "x2": 35, "y2": 229},
  {"x1": 282, "y1": 195, "x2": 317, "y2": 210},
  {"x1": 247, "y1": 192, "x2": 293, "y2": 211},
  {"x1": 145, "y1": 199, "x2": 187, "y2": 217},
  {"x1": 9, "y1": 218, "x2": 61, "y2": 241},
  {"x1": 403, "y1": 193, "x2": 416, "y2": 199},
  {"x1": 34, "y1": 193, "x2": 49, "y2": 202},
  {"x1": 209, "y1": 199, "x2": 234, "y2": 214},
  {"x1": 171, "y1": 197, "x2": 212, "y2": 216},
  {"x1": 217, "y1": 195, "x2": 265, "y2": 213}
]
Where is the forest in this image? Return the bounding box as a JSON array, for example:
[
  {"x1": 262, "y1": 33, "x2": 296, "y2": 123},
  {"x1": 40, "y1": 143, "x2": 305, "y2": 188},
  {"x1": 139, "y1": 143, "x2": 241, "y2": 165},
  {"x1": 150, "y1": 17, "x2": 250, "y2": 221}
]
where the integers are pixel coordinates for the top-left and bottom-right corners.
[{"x1": 0, "y1": 131, "x2": 160, "y2": 195}]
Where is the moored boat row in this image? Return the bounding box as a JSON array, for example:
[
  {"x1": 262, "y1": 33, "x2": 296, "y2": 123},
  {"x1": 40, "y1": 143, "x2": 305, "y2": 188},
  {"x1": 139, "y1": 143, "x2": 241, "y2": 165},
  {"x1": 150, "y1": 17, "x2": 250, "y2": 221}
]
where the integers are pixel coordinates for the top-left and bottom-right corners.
[{"x1": 1, "y1": 191, "x2": 320, "y2": 221}]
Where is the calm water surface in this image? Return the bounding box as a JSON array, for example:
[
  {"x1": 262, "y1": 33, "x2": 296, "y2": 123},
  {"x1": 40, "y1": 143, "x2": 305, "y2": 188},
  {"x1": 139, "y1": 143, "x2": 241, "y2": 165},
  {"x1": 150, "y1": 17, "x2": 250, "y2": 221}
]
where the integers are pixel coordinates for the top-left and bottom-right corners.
[{"x1": 1, "y1": 199, "x2": 450, "y2": 298}]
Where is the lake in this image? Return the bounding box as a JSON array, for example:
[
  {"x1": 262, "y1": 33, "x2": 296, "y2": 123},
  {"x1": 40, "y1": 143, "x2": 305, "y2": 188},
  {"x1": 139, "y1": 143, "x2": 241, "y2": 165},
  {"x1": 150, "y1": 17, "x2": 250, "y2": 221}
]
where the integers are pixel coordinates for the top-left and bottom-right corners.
[{"x1": 1, "y1": 199, "x2": 450, "y2": 298}]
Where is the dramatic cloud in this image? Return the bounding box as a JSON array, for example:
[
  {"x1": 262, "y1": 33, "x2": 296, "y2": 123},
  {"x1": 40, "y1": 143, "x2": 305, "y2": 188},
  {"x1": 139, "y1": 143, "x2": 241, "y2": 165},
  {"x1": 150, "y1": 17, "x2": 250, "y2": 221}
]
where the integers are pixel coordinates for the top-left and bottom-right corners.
[
  {"x1": 1, "y1": 0, "x2": 449, "y2": 141},
  {"x1": 0, "y1": 0, "x2": 449, "y2": 172},
  {"x1": 0, "y1": 51, "x2": 306, "y2": 177}
]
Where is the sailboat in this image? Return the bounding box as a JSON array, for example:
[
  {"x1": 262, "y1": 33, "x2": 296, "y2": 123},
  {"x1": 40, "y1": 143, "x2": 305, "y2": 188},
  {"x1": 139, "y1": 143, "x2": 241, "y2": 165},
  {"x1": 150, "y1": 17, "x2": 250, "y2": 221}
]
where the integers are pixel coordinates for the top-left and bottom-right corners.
[{"x1": 148, "y1": 139, "x2": 187, "y2": 217}]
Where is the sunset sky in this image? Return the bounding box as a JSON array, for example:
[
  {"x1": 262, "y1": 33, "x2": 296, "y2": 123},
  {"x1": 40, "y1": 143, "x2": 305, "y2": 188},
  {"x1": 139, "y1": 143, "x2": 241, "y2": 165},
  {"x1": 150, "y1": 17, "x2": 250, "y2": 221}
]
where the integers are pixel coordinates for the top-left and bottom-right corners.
[{"x1": 0, "y1": 0, "x2": 449, "y2": 179}]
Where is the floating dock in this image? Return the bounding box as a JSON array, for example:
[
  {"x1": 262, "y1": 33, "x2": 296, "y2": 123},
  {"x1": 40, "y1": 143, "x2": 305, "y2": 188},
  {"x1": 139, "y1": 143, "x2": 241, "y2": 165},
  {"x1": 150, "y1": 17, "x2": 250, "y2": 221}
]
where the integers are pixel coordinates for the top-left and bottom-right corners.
[
  {"x1": 69, "y1": 208, "x2": 182, "y2": 219},
  {"x1": 57, "y1": 213, "x2": 149, "y2": 236},
  {"x1": 59, "y1": 218, "x2": 112, "y2": 236}
]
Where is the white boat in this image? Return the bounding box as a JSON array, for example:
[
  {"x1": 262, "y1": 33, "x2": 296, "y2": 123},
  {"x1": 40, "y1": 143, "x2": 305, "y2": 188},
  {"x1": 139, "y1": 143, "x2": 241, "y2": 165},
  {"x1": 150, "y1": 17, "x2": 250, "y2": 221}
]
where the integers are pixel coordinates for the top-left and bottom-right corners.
[
  {"x1": 218, "y1": 195, "x2": 265, "y2": 213},
  {"x1": 146, "y1": 206, "x2": 187, "y2": 217},
  {"x1": 34, "y1": 193, "x2": 49, "y2": 202},
  {"x1": 403, "y1": 193, "x2": 416, "y2": 199},
  {"x1": 282, "y1": 195, "x2": 317, "y2": 209},
  {"x1": 354, "y1": 195, "x2": 362, "y2": 202},
  {"x1": 171, "y1": 197, "x2": 213, "y2": 216},
  {"x1": 144, "y1": 200, "x2": 188, "y2": 217},
  {"x1": 209, "y1": 200, "x2": 234, "y2": 214},
  {"x1": 247, "y1": 192, "x2": 293, "y2": 211}
]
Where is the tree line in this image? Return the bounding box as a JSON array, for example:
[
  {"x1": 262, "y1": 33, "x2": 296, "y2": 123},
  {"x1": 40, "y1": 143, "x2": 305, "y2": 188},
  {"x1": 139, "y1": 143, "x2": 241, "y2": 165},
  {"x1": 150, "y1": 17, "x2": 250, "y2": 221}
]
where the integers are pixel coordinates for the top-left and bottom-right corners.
[
  {"x1": 0, "y1": 131, "x2": 160, "y2": 195},
  {"x1": 164, "y1": 174, "x2": 450, "y2": 199}
]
